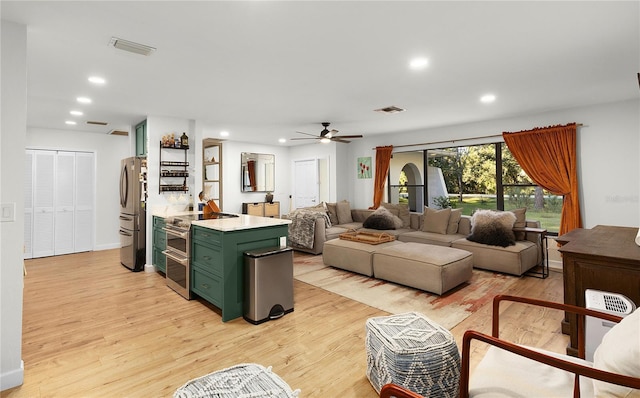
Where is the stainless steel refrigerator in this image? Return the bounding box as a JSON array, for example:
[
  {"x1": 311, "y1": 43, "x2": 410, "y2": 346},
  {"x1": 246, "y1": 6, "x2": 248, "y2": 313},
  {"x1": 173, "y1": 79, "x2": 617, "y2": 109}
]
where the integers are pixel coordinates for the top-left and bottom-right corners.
[{"x1": 119, "y1": 157, "x2": 146, "y2": 271}]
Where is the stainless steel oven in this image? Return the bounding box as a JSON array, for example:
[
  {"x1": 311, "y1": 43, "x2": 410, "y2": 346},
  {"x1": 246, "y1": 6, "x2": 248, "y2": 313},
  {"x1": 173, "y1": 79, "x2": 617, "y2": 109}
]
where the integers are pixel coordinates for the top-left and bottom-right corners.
[{"x1": 163, "y1": 219, "x2": 191, "y2": 300}]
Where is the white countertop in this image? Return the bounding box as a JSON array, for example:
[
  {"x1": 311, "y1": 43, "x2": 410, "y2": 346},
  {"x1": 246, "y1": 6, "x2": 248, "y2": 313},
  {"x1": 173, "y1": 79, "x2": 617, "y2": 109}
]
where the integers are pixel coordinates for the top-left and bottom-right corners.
[
  {"x1": 191, "y1": 214, "x2": 291, "y2": 232},
  {"x1": 151, "y1": 209, "x2": 202, "y2": 218}
]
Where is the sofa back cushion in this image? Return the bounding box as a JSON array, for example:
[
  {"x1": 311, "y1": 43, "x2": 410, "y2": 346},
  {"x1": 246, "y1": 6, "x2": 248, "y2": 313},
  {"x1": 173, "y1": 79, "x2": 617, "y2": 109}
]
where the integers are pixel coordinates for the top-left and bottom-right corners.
[
  {"x1": 511, "y1": 207, "x2": 527, "y2": 240},
  {"x1": 325, "y1": 202, "x2": 339, "y2": 225},
  {"x1": 422, "y1": 207, "x2": 451, "y2": 234},
  {"x1": 336, "y1": 200, "x2": 353, "y2": 224},
  {"x1": 380, "y1": 202, "x2": 411, "y2": 228},
  {"x1": 458, "y1": 216, "x2": 471, "y2": 235},
  {"x1": 446, "y1": 208, "x2": 463, "y2": 234}
]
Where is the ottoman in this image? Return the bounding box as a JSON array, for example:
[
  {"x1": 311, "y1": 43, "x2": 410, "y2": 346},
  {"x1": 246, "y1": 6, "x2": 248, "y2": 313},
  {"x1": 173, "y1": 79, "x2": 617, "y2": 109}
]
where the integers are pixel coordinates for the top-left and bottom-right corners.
[
  {"x1": 323, "y1": 238, "x2": 403, "y2": 276},
  {"x1": 365, "y1": 312, "x2": 460, "y2": 397},
  {"x1": 372, "y1": 242, "x2": 473, "y2": 295},
  {"x1": 173, "y1": 363, "x2": 300, "y2": 398}
]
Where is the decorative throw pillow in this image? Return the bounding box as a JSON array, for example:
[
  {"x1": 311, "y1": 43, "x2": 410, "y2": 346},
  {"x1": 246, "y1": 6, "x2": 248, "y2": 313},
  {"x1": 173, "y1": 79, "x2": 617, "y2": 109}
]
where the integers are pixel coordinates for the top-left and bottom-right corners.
[
  {"x1": 422, "y1": 207, "x2": 452, "y2": 235},
  {"x1": 381, "y1": 202, "x2": 411, "y2": 228},
  {"x1": 593, "y1": 308, "x2": 640, "y2": 397},
  {"x1": 336, "y1": 200, "x2": 353, "y2": 224},
  {"x1": 325, "y1": 202, "x2": 339, "y2": 226},
  {"x1": 446, "y1": 208, "x2": 463, "y2": 235},
  {"x1": 467, "y1": 209, "x2": 516, "y2": 247},
  {"x1": 363, "y1": 207, "x2": 400, "y2": 230},
  {"x1": 510, "y1": 208, "x2": 527, "y2": 240}
]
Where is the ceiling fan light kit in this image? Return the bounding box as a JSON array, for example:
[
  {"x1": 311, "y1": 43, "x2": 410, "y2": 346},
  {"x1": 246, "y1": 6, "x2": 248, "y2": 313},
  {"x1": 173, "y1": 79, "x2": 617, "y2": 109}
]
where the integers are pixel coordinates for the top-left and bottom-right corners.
[{"x1": 292, "y1": 122, "x2": 363, "y2": 144}]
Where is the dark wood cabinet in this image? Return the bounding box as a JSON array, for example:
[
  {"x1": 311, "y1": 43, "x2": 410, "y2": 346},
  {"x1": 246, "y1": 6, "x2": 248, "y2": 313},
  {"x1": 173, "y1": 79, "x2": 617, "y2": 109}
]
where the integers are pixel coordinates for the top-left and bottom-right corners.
[{"x1": 557, "y1": 225, "x2": 640, "y2": 357}]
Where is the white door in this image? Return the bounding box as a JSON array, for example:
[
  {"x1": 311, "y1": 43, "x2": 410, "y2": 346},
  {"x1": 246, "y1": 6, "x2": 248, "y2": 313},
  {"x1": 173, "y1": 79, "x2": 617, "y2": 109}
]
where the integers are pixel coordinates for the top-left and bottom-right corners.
[
  {"x1": 293, "y1": 159, "x2": 319, "y2": 209},
  {"x1": 54, "y1": 151, "x2": 75, "y2": 255},
  {"x1": 32, "y1": 150, "x2": 56, "y2": 258},
  {"x1": 24, "y1": 151, "x2": 34, "y2": 259},
  {"x1": 26, "y1": 150, "x2": 95, "y2": 258},
  {"x1": 74, "y1": 152, "x2": 94, "y2": 252}
]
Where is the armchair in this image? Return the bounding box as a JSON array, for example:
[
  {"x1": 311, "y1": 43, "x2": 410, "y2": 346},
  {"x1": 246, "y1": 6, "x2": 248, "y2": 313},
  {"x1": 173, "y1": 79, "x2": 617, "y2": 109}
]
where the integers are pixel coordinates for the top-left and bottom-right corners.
[{"x1": 380, "y1": 295, "x2": 640, "y2": 398}]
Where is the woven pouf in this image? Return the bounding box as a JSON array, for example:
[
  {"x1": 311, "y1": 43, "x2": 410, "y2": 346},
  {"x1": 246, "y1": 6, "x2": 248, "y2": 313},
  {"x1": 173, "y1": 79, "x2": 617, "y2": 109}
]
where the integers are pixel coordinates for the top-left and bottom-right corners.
[
  {"x1": 365, "y1": 312, "x2": 460, "y2": 397},
  {"x1": 174, "y1": 363, "x2": 300, "y2": 398}
]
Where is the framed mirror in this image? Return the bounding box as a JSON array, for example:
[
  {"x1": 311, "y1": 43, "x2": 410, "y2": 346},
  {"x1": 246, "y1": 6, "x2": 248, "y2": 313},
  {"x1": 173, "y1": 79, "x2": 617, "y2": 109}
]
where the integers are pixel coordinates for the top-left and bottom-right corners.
[{"x1": 241, "y1": 152, "x2": 275, "y2": 192}]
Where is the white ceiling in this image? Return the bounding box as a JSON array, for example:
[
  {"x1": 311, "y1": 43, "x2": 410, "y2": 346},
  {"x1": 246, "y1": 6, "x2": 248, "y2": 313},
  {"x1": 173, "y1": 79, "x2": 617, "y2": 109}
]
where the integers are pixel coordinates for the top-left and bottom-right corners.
[{"x1": 2, "y1": 1, "x2": 639, "y2": 145}]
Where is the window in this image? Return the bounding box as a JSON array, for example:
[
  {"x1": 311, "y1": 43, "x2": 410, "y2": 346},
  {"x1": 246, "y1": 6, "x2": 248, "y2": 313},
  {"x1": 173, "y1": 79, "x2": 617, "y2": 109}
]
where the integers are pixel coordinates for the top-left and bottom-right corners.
[{"x1": 387, "y1": 143, "x2": 562, "y2": 234}]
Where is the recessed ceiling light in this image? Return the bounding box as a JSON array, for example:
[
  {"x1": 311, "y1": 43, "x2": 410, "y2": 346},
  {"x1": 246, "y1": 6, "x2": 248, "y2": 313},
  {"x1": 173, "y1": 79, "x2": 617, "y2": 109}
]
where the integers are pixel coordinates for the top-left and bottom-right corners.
[
  {"x1": 409, "y1": 57, "x2": 429, "y2": 70},
  {"x1": 480, "y1": 94, "x2": 496, "y2": 103},
  {"x1": 88, "y1": 76, "x2": 106, "y2": 85},
  {"x1": 70, "y1": 110, "x2": 83, "y2": 116},
  {"x1": 220, "y1": 131, "x2": 229, "y2": 137},
  {"x1": 65, "y1": 120, "x2": 77, "y2": 125},
  {"x1": 278, "y1": 138, "x2": 286, "y2": 143},
  {"x1": 77, "y1": 97, "x2": 92, "y2": 104}
]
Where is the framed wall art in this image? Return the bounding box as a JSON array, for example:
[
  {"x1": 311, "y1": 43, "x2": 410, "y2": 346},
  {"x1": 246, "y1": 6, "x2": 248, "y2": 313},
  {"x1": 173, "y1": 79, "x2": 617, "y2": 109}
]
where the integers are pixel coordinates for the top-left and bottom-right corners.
[{"x1": 358, "y1": 157, "x2": 371, "y2": 179}]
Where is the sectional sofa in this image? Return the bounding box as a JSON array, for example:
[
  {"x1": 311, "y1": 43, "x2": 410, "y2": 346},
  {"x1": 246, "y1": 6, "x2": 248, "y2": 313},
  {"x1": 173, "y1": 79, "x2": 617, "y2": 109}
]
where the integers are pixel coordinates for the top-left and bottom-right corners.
[{"x1": 286, "y1": 202, "x2": 543, "y2": 277}]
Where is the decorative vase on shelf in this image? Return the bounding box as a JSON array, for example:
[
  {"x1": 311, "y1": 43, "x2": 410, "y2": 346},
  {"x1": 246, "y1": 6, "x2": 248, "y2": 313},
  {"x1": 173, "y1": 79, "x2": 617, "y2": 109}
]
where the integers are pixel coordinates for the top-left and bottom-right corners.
[{"x1": 265, "y1": 192, "x2": 274, "y2": 203}]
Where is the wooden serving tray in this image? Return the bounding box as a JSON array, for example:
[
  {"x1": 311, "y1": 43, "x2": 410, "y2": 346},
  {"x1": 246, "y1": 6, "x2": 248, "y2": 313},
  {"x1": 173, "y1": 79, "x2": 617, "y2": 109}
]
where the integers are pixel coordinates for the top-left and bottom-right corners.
[{"x1": 339, "y1": 231, "x2": 395, "y2": 244}]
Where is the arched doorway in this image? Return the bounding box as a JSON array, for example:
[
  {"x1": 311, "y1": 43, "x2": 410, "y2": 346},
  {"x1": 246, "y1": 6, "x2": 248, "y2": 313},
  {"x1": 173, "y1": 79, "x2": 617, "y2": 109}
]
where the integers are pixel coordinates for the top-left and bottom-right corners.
[{"x1": 400, "y1": 163, "x2": 423, "y2": 211}]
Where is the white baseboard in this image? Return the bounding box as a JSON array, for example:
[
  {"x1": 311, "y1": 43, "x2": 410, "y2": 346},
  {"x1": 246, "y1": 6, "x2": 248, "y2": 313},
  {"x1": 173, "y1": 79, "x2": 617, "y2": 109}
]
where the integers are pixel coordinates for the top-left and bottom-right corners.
[
  {"x1": 549, "y1": 259, "x2": 563, "y2": 271},
  {"x1": 0, "y1": 360, "x2": 24, "y2": 392},
  {"x1": 94, "y1": 243, "x2": 121, "y2": 251},
  {"x1": 144, "y1": 263, "x2": 157, "y2": 273}
]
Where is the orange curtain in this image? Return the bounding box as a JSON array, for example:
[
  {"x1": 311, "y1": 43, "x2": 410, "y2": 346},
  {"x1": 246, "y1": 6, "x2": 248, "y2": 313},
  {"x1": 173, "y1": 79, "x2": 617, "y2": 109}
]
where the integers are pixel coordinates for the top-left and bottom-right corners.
[
  {"x1": 371, "y1": 145, "x2": 393, "y2": 209},
  {"x1": 502, "y1": 123, "x2": 582, "y2": 235}
]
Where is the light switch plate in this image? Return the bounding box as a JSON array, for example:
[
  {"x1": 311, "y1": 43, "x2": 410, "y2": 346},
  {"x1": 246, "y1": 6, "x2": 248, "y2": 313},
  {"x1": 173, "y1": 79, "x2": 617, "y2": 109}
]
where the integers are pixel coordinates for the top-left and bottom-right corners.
[{"x1": 1, "y1": 202, "x2": 16, "y2": 222}]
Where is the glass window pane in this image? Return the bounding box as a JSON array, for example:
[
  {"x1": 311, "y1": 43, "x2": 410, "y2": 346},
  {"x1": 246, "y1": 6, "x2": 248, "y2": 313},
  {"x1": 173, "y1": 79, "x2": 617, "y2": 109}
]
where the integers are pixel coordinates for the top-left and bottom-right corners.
[{"x1": 502, "y1": 146, "x2": 562, "y2": 234}]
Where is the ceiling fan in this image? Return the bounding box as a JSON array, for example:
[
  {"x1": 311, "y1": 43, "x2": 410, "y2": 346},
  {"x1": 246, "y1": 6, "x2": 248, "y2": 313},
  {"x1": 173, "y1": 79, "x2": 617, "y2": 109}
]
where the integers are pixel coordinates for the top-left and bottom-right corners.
[{"x1": 292, "y1": 122, "x2": 363, "y2": 143}]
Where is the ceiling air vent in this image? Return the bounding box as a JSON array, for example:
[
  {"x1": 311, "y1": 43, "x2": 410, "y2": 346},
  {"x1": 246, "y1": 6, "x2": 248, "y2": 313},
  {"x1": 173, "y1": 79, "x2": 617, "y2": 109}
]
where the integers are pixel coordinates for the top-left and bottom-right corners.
[
  {"x1": 86, "y1": 121, "x2": 108, "y2": 126},
  {"x1": 108, "y1": 129, "x2": 128, "y2": 136},
  {"x1": 109, "y1": 37, "x2": 156, "y2": 56},
  {"x1": 374, "y1": 105, "x2": 406, "y2": 114}
]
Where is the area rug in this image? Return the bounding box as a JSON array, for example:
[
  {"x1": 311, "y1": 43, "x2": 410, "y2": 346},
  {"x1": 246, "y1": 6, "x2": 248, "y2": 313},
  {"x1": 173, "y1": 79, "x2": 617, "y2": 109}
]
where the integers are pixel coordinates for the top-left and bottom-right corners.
[{"x1": 293, "y1": 253, "x2": 519, "y2": 330}]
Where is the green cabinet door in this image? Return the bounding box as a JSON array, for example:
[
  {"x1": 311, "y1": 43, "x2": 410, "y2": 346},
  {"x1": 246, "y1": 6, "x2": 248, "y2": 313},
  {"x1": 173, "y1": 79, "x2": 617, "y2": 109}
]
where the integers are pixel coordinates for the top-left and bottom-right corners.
[
  {"x1": 191, "y1": 224, "x2": 288, "y2": 322},
  {"x1": 135, "y1": 120, "x2": 147, "y2": 157},
  {"x1": 152, "y1": 216, "x2": 166, "y2": 273}
]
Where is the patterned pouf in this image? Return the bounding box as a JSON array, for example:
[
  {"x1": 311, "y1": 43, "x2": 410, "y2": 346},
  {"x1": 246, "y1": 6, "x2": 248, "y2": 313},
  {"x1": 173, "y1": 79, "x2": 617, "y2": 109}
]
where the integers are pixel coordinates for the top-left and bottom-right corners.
[
  {"x1": 174, "y1": 363, "x2": 300, "y2": 398},
  {"x1": 365, "y1": 312, "x2": 460, "y2": 397}
]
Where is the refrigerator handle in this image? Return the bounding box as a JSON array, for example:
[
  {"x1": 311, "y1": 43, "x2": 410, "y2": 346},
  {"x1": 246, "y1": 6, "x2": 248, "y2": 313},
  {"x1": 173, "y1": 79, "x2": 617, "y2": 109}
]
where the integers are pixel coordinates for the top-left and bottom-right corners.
[{"x1": 120, "y1": 163, "x2": 128, "y2": 208}]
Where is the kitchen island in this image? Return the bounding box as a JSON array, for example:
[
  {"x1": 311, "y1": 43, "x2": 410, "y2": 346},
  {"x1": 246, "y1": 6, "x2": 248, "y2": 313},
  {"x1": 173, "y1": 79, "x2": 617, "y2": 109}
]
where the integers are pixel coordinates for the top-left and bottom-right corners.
[{"x1": 191, "y1": 214, "x2": 291, "y2": 322}]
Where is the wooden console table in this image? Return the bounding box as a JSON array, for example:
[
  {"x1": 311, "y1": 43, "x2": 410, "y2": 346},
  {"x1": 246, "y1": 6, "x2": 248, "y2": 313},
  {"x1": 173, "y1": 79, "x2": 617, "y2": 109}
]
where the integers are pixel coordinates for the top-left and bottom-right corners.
[{"x1": 557, "y1": 225, "x2": 640, "y2": 357}]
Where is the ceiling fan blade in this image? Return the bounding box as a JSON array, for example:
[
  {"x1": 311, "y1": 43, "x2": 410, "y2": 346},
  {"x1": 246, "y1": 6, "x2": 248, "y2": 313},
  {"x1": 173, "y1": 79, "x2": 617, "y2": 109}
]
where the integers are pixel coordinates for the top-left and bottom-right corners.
[
  {"x1": 290, "y1": 137, "x2": 320, "y2": 140},
  {"x1": 331, "y1": 138, "x2": 351, "y2": 143},
  {"x1": 334, "y1": 134, "x2": 363, "y2": 139},
  {"x1": 295, "y1": 131, "x2": 320, "y2": 137}
]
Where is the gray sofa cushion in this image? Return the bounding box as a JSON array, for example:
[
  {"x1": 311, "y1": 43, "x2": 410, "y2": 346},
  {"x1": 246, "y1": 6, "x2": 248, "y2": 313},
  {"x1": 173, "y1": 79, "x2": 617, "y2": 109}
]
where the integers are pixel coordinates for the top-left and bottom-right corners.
[
  {"x1": 336, "y1": 200, "x2": 353, "y2": 224},
  {"x1": 422, "y1": 207, "x2": 451, "y2": 234},
  {"x1": 451, "y1": 238, "x2": 538, "y2": 276},
  {"x1": 398, "y1": 230, "x2": 466, "y2": 247}
]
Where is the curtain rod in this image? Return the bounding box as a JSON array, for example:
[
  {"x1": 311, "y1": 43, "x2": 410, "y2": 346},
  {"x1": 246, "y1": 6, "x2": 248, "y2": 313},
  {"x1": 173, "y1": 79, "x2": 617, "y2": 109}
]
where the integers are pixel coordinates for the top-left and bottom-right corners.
[{"x1": 374, "y1": 123, "x2": 584, "y2": 150}]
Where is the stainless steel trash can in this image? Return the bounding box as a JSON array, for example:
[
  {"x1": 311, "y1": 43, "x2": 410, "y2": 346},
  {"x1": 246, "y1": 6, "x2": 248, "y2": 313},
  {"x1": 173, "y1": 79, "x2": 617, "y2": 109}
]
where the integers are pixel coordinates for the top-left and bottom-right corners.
[{"x1": 244, "y1": 246, "x2": 294, "y2": 324}]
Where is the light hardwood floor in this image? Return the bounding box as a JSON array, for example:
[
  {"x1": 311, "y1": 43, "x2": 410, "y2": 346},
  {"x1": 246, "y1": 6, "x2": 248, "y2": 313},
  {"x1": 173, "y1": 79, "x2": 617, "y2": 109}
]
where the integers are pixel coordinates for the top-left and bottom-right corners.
[{"x1": 4, "y1": 249, "x2": 566, "y2": 397}]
